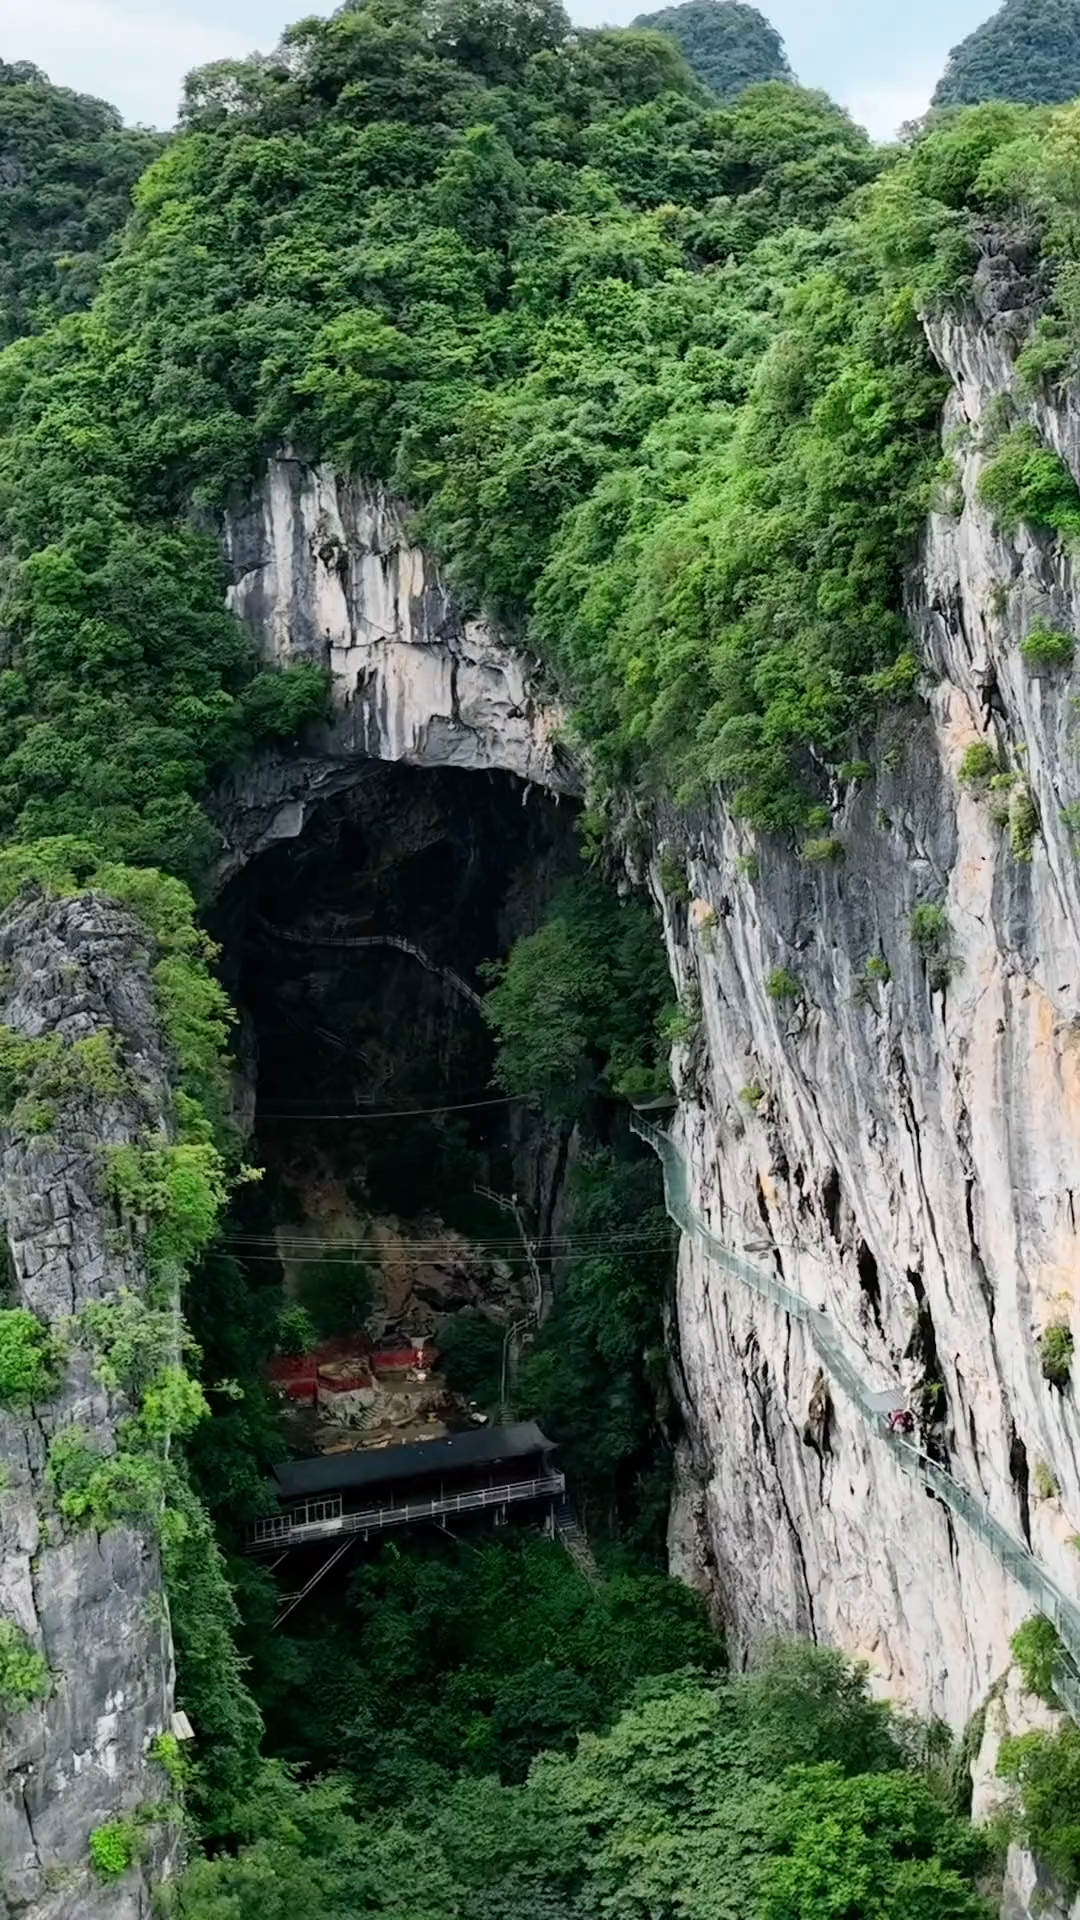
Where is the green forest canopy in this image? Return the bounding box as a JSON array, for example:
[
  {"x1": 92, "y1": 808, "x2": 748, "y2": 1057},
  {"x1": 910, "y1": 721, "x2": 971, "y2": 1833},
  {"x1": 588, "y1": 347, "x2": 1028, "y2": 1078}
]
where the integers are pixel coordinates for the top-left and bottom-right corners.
[
  {"x1": 0, "y1": 60, "x2": 163, "y2": 346},
  {"x1": 0, "y1": 2, "x2": 933, "y2": 869},
  {"x1": 933, "y1": 0, "x2": 1080, "y2": 108},
  {"x1": 6, "y1": 3, "x2": 1080, "y2": 859},
  {"x1": 173, "y1": 1641, "x2": 992, "y2": 1920},
  {"x1": 630, "y1": 0, "x2": 792, "y2": 98}
]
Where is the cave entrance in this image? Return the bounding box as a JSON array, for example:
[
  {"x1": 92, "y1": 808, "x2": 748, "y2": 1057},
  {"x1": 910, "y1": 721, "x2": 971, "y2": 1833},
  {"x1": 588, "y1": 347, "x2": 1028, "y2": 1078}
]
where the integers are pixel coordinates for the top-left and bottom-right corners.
[{"x1": 210, "y1": 760, "x2": 580, "y2": 1457}]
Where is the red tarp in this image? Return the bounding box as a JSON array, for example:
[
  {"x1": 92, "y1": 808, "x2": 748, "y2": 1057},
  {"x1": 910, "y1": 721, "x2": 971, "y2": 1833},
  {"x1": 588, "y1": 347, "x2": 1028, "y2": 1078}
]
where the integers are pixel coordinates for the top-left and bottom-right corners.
[{"x1": 268, "y1": 1334, "x2": 438, "y2": 1396}]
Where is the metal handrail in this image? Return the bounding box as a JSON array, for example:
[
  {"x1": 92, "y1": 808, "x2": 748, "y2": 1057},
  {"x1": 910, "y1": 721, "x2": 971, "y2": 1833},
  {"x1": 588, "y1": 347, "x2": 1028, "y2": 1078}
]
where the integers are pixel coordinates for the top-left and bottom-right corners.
[
  {"x1": 248, "y1": 1473, "x2": 567, "y2": 1550},
  {"x1": 631, "y1": 1115, "x2": 1080, "y2": 1713}
]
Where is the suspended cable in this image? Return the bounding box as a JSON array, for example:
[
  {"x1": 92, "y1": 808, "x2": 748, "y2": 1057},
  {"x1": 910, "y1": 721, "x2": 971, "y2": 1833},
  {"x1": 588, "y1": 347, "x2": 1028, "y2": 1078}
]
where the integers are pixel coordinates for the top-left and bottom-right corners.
[
  {"x1": 218, "y1": 1230, "x2": 675, "y2": 1255},
  {"x1": 253, "y1": 1094, "x2": 528, "y2": 1121},
  {"x1": 223, "y1": 1245, "x2": 673, "y2": 1268}
]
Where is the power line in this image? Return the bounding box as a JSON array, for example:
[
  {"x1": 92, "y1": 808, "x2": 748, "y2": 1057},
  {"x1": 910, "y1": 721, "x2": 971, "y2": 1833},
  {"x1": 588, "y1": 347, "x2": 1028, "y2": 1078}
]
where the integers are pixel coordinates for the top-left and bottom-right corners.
[
  {"x1": 218, "y1": 1227, "x2": 674, "y2": 1254},
  {"x1": 253, "y1": 1095, "x2": 528, "y2": 1122},
  {"x1": 219, "y1": 1245, "x2": 672, "y2": 1268},
  {"x1": 217, "y1": 1233, "x2": 674, "y2": 1258},
  {"x1": 215, "y1": 1225, "x2": 676, "y2": 1253}
]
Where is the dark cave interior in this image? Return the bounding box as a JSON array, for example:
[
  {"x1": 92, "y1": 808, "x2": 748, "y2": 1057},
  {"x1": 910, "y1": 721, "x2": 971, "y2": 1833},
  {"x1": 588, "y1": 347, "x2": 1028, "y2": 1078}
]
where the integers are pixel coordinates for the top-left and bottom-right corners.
[
  {"x1": 201, "y1": 762, "x2": 585, "y2": 1450},
  {"x1": 213, "y1": 761, "x2": 580, "y2": 1224}
]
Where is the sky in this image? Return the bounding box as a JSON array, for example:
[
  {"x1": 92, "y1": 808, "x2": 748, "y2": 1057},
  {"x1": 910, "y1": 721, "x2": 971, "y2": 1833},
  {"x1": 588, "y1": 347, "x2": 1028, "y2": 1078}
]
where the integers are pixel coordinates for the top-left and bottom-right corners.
[{"x1": 3, "y1": 0, "x2": 999, "y2": 140}]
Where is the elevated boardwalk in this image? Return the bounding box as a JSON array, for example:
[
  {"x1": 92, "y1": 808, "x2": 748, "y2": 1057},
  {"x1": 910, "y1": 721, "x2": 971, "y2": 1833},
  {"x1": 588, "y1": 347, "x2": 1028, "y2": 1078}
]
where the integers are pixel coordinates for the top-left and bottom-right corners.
[
  {"x1": 251, "y1": 1475, "x2": 566, "y2": 1550},
  {"x1": 631, "y1": 1114, "x2": 1080, "y2": 1720}
]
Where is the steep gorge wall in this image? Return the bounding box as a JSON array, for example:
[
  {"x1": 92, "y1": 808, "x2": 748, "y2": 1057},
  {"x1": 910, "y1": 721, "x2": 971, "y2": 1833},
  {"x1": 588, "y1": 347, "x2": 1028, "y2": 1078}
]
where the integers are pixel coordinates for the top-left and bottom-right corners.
[
  {"x1": 217, "y1": 361, "x2": 1080, "y2": 1755},
  {"x1": 651, "y1": 264, "x2": 1080, "y2": 1740},
  {"x1": 211, "y1": 329, "x2": 1080, "y2": 1911},
  {"x1": 216, "y1": 458, "x2": 578, "y2": 882},
  {"x1": 0, "y1": 896, "x2": 179, "y2": 1920}
]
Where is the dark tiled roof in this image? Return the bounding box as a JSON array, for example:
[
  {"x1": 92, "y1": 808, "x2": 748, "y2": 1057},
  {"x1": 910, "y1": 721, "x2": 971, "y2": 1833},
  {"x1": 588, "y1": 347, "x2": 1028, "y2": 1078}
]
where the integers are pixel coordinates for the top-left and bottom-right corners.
[{"x1": 271, "y1": 1421, "x2": 555, "y2": 1502}]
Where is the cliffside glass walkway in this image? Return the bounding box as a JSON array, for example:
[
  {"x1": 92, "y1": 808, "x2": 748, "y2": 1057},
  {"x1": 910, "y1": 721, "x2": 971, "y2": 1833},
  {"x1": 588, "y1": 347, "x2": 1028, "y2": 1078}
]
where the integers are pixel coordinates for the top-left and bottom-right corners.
[{"x1": 631, "y1": 1116, "x2": 1080, "y2": 1720}]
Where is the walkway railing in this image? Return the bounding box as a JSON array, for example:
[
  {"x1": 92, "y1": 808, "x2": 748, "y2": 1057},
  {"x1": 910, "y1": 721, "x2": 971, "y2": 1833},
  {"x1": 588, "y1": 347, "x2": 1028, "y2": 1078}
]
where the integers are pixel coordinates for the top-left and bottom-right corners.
[
  {"x1": 248, "y1": 1473, "x2": 566, "y2": 1551},
  {"x1": 259, "y1": 919, "x2": 485, "y2": 1013},
  {"x1": 631, "y1": 1115, "x2": 1080, "y2": 1713}
]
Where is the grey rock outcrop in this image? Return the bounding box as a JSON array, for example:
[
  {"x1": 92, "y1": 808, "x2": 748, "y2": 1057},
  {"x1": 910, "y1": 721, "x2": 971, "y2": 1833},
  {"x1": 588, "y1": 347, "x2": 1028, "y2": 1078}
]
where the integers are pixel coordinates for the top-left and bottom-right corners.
[
  {"x1": 215, "y1": 457, "x2": 578, "y2": 881},
  {"x1": 641, "y1": 277, "x2": 1080, "y2": 1913},
  {"x1": 0, "y1": 895, "x2": 178, "y2": 1920}
]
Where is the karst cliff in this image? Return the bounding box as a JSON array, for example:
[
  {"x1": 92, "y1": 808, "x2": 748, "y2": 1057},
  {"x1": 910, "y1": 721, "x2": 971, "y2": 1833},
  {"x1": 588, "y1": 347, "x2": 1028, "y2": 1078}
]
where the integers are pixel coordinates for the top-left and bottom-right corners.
[
  {"x1": 209, "y1": 261, "x2": 1080, "y2": 1915},
  {"x1": 10, "y1": 255, "x2": 1080, "y2": 1920}
]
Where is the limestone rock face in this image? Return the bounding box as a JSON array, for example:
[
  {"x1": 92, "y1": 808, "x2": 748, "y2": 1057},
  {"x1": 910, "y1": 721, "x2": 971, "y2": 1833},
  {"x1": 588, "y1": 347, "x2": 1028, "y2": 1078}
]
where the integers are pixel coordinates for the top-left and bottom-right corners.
[
  {"x1": 643, "y1": 266, "x2": 1080, "y2": 1912},
  {"x1": 216, "y1": 457, "x2": 578, "y2": 879},
  {"x1": 0, "y1": 895, "x2": 178, "y2": 1920}
]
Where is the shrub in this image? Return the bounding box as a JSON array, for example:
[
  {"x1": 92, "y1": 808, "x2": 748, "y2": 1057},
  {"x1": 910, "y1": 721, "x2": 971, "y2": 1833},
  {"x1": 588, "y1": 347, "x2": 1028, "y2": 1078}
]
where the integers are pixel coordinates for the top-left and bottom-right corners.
[
  {"x1": 89, "y1": 1819, "x2": 138, "y2": 1880},
  {"x1": 1020, "y1": 625, "x2": 1075, "y2": 669},
  {"x1": 105, "y1": 1143, "x2": 232, "y2": 1278},
  {"x1": 0, "y1": 1618, "x2": 49, "y2": 1712},
  {"x1": 909, "y1": 904, "x2": 950, "y2": 957},
  {"x1": 657, "y1": 852, "x2": 690, "y2": 902},
  {"x1": 78, "y1": 1293, "x2": 195, "y2": 1399},
  {"x1": 852, "y1": 954, "x2": 892, "y2": 1009},
  {"x1": 276, "y1": 1305, "x2": 317, "y2": 1357},
  {"x1": 741, "y1": 1083, "x2": 765, "y2": 1108},
  {"x1": 1041, "y1": 1322, "x2": 1074, "y2": 1387},
  {"x1": 766, "y1": 968, "x2": 801, "y2": 1005},
  {"x1": 150, "y1": 1730, "x2": 187, "y2": 1789},
  {"x1": 1013, "y1": 1616, "x2": 1062, "y2": 1706},
  {"x1": 48, "y1": 1427, "x2": 170, "y2": 1533},
  {"x1": 910, "y1": 904, "x2": 958, "y2": 990},
  {"x1": 985, "y1": 771, "x2": 1016, "y2": 827},
  {"x1": 978, "y1": 428, "x2": 1080, "y2": 539},
  {"x1": 295, "y1": 1253, "x2": 375, "y2": 1341},
  {"x1": 958, "y1": 741, "x2": 999, "y2": 784},
  {"x1": 1034, "y1": 1458, "x2": 1062, "y2": 1502},
  {"x1": 0, "y1": 1026, "x2": 123, "y2": 1134},
  {"x1": 803, "y1": 837, "x2": 844, "y2": 863},
  {"x1": 0, "y1": 1308, "x2": 58, "y2": 1406},
  {"x1": 1010, "y1": 781, "x2": 1040, "y2": 860},
  {"x1": 437, "y1": 1310, "x2": 506, "y2": 1407},
  {"x1": 999, "y1": 1724, "x2": 1080, "y2": 1892}
]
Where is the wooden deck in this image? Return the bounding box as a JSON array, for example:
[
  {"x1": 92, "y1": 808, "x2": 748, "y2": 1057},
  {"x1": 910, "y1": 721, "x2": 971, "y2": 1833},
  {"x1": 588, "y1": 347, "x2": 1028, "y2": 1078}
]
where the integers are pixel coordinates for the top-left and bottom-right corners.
[{"x1": 248, "y1": 1471, "x2": 566, "y2": 1552}]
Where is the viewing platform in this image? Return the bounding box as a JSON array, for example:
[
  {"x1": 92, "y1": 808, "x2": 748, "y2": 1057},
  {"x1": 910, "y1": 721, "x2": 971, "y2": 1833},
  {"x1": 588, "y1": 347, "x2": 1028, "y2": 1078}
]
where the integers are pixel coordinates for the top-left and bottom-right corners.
[{"x1": 247, "y1": 1421, "x2": 564, "y2": 1553}]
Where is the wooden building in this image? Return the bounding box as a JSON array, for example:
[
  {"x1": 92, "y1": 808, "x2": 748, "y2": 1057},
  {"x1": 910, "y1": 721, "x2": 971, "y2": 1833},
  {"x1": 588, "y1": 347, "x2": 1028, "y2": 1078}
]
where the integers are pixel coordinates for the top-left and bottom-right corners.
[{"x1": 247, "y1": 1421, "x2": 564, "y2": 1554}]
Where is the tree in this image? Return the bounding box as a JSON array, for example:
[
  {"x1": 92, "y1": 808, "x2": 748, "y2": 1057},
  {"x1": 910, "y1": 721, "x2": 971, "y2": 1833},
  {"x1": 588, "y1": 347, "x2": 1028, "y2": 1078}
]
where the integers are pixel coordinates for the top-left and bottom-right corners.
[
  {"x1": 0, "y1": 61, "x2": 162, "y2": 345},
  {"x1": 526, "y1": 1664, "x2": 990, "y2": 1920},
  {"x1": 177, "y1": 1643, "x2": 991, "y2": 1919},
  {"x1": 481, "y1": 881, "x2": 674, "y2": 1107},
  {"x1": 933, "y1": 0, "x2": 1080, "y2": 108},
  {"x1": 429, "y1": 0, "x2": 571, "y2": 83},
  {"x1": 630, "y1": 0, "x2": 792, "y2": 97}
]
